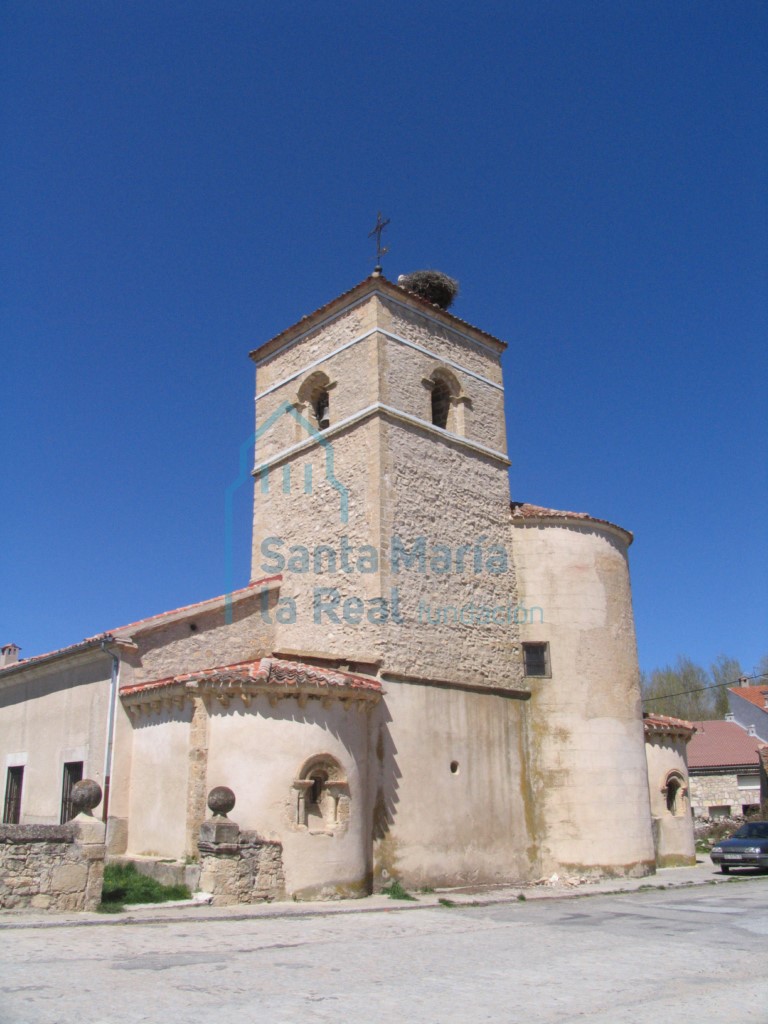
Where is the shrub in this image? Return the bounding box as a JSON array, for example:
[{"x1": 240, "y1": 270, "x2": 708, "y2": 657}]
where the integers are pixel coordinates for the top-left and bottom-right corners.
[
  {"x1": 381, "y1": 879, "x2": 417, "y2": 901},
  {"x1": 101, "y1": 863, "x2": 191, "y2": 905}
]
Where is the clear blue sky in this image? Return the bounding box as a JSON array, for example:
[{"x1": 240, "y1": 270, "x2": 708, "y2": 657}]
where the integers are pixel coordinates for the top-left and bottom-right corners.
[{"x1": 1, "y1": 1, "x2": 766, "y2": 676}]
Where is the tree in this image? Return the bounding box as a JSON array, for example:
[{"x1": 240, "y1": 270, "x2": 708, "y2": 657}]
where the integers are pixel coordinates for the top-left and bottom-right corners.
[
  {"x1": 641, "y1": 652, "x2": 768, "y2": 721},
  {"x1": 752, "y1": 653, "x2": 768, "y2": 682},
  {"x1": 710, "y1": 654, "x2": 743, "y2": 718},
  {"x1": 642, "y1": 656, "x2": 712, "y2": 720}
]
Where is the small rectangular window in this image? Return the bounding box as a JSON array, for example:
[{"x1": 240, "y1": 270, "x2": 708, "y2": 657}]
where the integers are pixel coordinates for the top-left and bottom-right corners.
[
  {"x1": 736, "y1": 773, "x2": 759, "y2": 791},
  {"x1": 3, "y1": 766, "x2": 24, "y2": 824},
  {"x1": 522, "y1": 642, "x2": 550, "y2": 677},
  {"x1": 60, "y1": 761, "x2": 84, "y2": 823}
]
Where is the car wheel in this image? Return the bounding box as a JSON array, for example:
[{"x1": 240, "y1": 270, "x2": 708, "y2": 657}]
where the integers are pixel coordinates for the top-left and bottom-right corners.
[{"x1": 720, "y1": 865, "x2": 730, "y2": 874}]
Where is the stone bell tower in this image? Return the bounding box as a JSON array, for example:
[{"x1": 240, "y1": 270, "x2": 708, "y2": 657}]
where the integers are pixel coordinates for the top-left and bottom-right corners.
[
  {"x1": 248, "y1": 271, "x2": 535, "y2": 887},
  {"x1": 248, "y1": 272, "x2": 523, "y2": 692}
]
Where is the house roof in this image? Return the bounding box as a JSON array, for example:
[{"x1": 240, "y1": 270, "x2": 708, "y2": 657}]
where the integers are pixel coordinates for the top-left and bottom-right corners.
[
  {"x1": 643, "y1": 713, "x2": 696, "y2": 739},
  {"x1": 510, "y1": 501, "x2": 633, "y2": 544},
  {"x1": 249, "y1": 274, "x2": 508, "y2": 363},
  {"x1": 120, "y1": 656, "x2": 382, "y2": 705},
  {"x1": 0, "y1": 576, "x2": 282, "y2": 679},
  {"x1": 687, "y1": 720, "x2": 766, "y2": 769},
  {"x1": 729, "y1": 684, "x2": 768, "y2": 712}
]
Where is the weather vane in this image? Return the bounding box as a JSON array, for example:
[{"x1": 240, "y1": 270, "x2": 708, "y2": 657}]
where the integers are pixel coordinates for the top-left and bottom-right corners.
[{"x1": 368, "y1": 212, "x2": 390, "y2": 275}]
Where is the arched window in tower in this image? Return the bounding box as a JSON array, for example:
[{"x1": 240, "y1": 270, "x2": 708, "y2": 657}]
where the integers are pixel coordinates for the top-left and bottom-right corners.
[
  {"x1": 313, "y1": 387, "x2": 330, "y2": 429},
  {"x1": 297, "y1": 371, "x2": 335, "y2": 434},
  {"x1": 431, "y1": 378, "x2": 451, "y2": 429},
  {"x1": 424, "y1": 367, "x2": 466, "y2": 433}
]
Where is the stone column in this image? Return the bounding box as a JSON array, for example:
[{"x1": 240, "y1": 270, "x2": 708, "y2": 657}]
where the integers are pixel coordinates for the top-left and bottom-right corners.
[{"x1": 185, "y1": 693, "x2": 210, "y2": 858}]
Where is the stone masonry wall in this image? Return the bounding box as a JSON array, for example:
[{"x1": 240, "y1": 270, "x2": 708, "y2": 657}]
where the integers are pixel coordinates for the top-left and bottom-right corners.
[
  {"x1": 198, "y1": 829, "x2": 285, "y2": 906},
  {"x1": 0, "y1": 822, "x2": 105, "y2": 911},
  {"x1": 689, "y1": 772, "x2": 761, "y2": 817}
]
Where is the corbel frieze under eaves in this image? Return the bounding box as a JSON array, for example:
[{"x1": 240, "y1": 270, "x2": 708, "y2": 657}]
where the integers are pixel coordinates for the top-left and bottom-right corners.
[{"x1": 121, "y1": 678, "x2": 381, "y2": 719}]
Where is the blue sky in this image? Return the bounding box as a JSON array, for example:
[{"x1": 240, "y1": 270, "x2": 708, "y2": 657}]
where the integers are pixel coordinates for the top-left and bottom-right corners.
[{"x1": 1, "y1": 1, "x2": 766, "y2": 676}]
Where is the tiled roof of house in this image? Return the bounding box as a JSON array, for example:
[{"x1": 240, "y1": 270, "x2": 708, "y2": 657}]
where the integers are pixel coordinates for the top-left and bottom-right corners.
[
  {"x1": 643, "y1": 713, "x2": 696, "y2": 738},
  {"x1": 687, "y1": 720, "x2": 766, "y2": 769},
  {"x1": 120, "y1": 657, "x2": 382, "y2": 702},
  {"x1": 0, "y1": 577, "x2": 281, "y2": 678},
  {"x1": 510, "y1": 502, "x2": 632, "y2": 542},
  {"x1": 729, "y1": 684, "x2": 768, "y2": 712}
]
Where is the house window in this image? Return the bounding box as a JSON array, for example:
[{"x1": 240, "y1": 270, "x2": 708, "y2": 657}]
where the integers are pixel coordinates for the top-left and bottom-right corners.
[
  {"x1": 431, "y1": 379, "x2": 451, "y2": 429},
  {"x1": 3, "y1": 766, "x2": 23, "y2": 824},
  {"x1": 522, "y1": 642, "x2": 550, "y2": 677},
  {"x1": 60, "y1": 761, "x2": 84, "y2": 823},
  {"x1": 736, "y1": 773, "x2": 759, "y2": 791}
]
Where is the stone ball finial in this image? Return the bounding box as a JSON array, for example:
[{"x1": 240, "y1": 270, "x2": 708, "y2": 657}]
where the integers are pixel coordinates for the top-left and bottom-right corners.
[
  {"x1": 397, "y1": 270, "x2": 459, "y2": 310},
  {"x1": 71, "y1": 779, "x2": 102, "y2": 815},
  {"x1": 207, "y1": 786, "x2": 236, "y2": 818}
]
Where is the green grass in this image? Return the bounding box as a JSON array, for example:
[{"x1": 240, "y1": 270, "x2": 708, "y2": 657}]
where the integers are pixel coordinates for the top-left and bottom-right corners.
[
  {"x1": 381, "y1": 880, "x2": 417, "y2": 901},
  {"x1": 100, "y1": 863, "x2": 191, "y2": 907}
]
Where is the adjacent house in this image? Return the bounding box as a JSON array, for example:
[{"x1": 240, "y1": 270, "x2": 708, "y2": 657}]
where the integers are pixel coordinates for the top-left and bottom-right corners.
[
  {"x1": 727, "y1": 683, "x2": 768, "y2": 743},
  {"x1": 687, "y1": 719, "x2": 767, "y2": 819}
]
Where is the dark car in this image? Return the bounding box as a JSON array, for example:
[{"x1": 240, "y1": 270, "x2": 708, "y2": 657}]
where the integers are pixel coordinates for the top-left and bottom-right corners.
[{"x1": 710, "y1": 821, "x2": 768, "y2": 873}]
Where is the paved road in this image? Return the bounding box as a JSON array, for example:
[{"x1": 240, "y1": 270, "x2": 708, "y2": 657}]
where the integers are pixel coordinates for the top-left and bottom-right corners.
[{"x1": 2, "y1": 880, "x2": 767, "y2": 1024}]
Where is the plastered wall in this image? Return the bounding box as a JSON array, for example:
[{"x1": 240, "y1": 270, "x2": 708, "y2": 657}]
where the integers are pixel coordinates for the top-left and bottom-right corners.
[
  {"x1": 371, "y1": 680, "x2": 535, "y2": 887},
  {"x1": 0, "y1": 652, "x2": 111, "y2": 824},
  {"x1": 513, "y1": 520, "x2": 655, "y2": 876}
]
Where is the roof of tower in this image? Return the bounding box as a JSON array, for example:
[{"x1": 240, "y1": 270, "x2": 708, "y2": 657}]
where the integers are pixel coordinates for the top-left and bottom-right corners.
[{"x1": 249, "y1": 274, "x2": 507, "y2": 363}]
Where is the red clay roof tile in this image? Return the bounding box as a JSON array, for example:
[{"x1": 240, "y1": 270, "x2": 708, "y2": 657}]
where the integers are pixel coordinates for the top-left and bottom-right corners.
[
  {"x1": 120, "y1": 657, "x2": 381, "y2": 697},
  {"x1": 687, "y1": 720, "x2": 766, "y2": 769},
  {"x1": 728, "y1": 684, "x2": 768, "y2": 712}
]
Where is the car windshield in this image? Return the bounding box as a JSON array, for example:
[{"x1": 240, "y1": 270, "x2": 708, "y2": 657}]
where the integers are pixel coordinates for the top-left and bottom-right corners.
[{"x1": 732, "y1": 822, "x2": 768, "y2": 839}]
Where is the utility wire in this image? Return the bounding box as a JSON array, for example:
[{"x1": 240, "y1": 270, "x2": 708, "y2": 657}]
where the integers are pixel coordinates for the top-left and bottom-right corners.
[{"x1": 641, "y1": 671, "x2": 768, "y2": 704}]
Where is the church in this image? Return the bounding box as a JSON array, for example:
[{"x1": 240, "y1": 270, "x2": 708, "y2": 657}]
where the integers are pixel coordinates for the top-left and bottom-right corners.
[{"x1": 0, "y1": 271, "x2": 695, "y2": 900}]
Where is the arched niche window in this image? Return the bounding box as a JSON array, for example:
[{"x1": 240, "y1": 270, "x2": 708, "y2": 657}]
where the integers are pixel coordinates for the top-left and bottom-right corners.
[
  {"x1": 297, "y1": 371, "x2": 335, "y2": 433},
  {"x1": 431, "y1": 379, "x2": 451, "y2": 429},
  {"x1": 292, "y1": 753, "x2": 349, "y2": 832},
  {"x1": 423, "y1": 367, "x2": 468, "y2": 434},
  {"x1": 662, "y1": 771, "x2": 688, "y2": 816}
]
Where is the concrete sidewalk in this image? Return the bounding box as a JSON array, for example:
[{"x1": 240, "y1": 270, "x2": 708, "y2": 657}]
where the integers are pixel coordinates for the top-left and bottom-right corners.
[{"x1": 1, "y1": 857, "x2": 764, "y2": 931}]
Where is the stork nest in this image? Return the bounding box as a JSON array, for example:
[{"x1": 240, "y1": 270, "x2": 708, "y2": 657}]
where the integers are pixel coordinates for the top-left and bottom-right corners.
[{"x1": 397, "y1": 270, "x2": 459, "y2": 310}]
